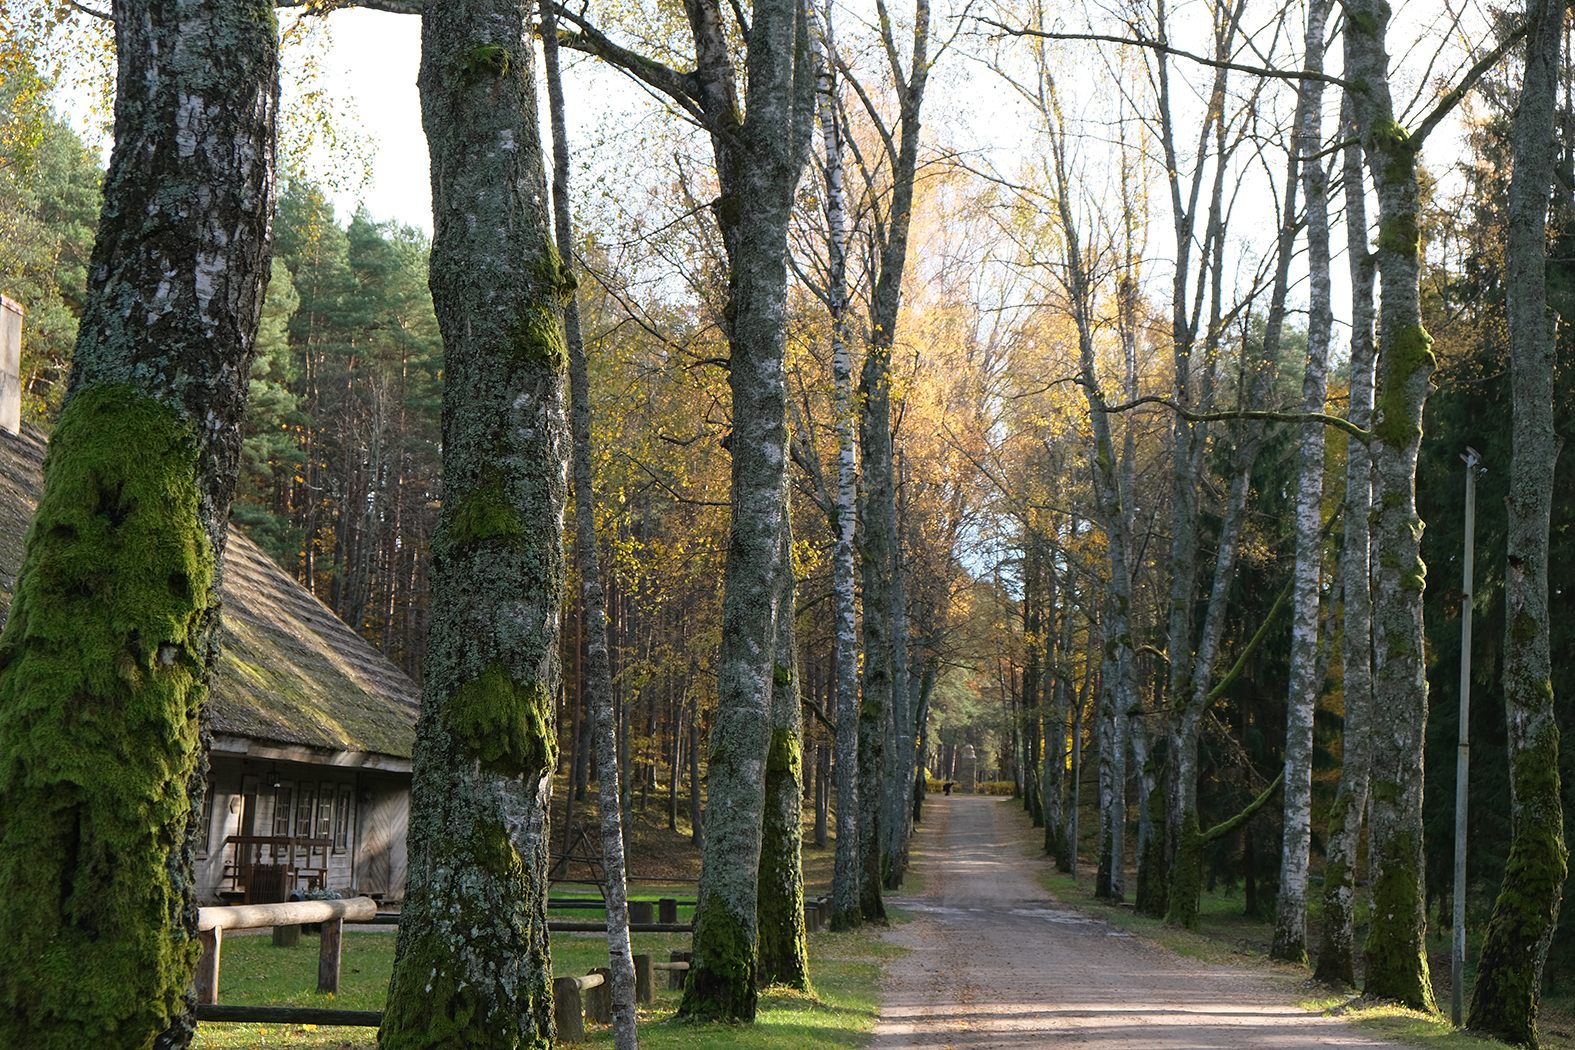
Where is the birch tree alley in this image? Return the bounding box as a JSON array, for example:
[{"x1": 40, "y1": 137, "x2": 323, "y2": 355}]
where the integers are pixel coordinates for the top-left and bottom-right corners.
[{"x1": 7, "y1": 0, "x2": 1575, "y2": 1043}]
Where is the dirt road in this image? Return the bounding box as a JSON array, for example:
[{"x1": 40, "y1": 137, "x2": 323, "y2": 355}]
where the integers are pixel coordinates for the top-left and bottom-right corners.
[{"x1": 874, "y1": 796, "x2": 1398, "y2": 1049}]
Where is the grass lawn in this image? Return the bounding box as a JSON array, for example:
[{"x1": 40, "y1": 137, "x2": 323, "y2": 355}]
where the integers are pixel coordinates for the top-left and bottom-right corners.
[{"x1": 193, "y1": 922, "x2": 894, "y2": 1049}]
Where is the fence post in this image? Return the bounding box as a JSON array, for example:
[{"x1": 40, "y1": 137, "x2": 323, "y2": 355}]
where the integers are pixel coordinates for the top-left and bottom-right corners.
[
  {"x1": 628, "y1": 900, "x2": 654, "y2": 925},
  {"x1": 196, "y1": 927, "x2": 223, "y2": 1005},
  {"x1": 584, "y1": 968, "x2": 612, "y2": 1023},
  {"x1": 633, "y1": 954, "x2": 653, "y2": 1004},
  {"x1": 317, "y1": 917, "x2": 344, "y2": 995},
  {"x1": 552, "y1": 976, "x2": 585, "y2": 1041},
  {"x1": 658, "y1": 897, "x2": 678, "y2": 924},
  {"x1": 667, "y1": 949, "x2": 691, "y2": 991}
]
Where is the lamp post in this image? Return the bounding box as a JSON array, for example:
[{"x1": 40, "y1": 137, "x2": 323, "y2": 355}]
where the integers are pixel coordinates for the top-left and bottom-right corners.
[{"x1": 1452, "y1": 445, "x2": 1481, "y2": 1026}]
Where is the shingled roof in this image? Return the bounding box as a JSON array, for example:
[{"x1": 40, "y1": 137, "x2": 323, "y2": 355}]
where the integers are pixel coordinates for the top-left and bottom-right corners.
[{"x1": 0, "y1": 425, "x2": 420, "y2": 761}]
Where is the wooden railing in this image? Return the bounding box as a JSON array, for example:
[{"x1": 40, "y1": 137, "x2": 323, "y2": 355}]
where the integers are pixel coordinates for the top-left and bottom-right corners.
[
  {"x1": 194, "y1": 896, "x2": 378, "y2": 1025},
  {"x1": 187, "y1": 895, "x2": 844, "y2": 1031}
]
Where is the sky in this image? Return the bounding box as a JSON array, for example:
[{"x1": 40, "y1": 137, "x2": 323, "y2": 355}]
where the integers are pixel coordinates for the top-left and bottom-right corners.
[{"x1": 41, "y1": 0, "x2": 1493, "y2": 363}]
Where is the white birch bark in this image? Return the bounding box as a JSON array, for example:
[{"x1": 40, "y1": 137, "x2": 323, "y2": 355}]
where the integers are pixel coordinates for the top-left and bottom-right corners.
[
  {"x1": 538, "y1": 1, "x2": 638, "y2": 1041},
  {"x1": 1272, "y1": 0, "x2": 1334, "y2": 966},
  {"x1": 808, "y1": 0, "x2": 864, "y2": 932}
]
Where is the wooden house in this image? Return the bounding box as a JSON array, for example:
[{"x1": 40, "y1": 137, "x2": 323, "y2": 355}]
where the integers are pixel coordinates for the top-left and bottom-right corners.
[{"x1": 0, "y1": 423, "x2": 421, "y2": 904}]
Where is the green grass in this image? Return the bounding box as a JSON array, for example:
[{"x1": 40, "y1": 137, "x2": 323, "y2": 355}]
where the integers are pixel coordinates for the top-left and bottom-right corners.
[
  {"x1": 1298, "y1": 994, "x2": 1508, "y2": 1050},
  {"x1": 192, "y1": 923, "x2": 895, "y2": 1049}
]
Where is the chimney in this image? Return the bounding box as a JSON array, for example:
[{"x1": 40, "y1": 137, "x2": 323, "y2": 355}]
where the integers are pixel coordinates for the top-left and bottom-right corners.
[{"x1": 0, "y1": 295, "x2": 21, "y2": 435}]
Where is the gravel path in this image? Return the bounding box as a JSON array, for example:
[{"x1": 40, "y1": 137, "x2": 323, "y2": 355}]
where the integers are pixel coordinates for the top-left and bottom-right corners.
[{"x1": 873, "y1": 796, "x2": 1399, "y2": 1049}]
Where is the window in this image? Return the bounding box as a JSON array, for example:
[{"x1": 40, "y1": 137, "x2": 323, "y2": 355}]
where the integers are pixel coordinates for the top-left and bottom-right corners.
[
  {"x1": 272, "y1": 785, "x2": 293, "y2": 836},
  {"x1": 296, "y1": 785, "x2": 316, "y2": 839},
  {"x1": 315, "y1": 789, "x2": 333, "y2": 841},
  {"x1": 197, "y1": 785, "x2": 214, "y2": 858},
  {"x1": 333, "y1": 785, "x2": 354, "y2": 853}
]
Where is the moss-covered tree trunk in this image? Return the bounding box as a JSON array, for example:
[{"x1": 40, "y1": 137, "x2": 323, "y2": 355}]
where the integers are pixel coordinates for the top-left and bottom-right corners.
[
  {"x1": 677, "y1": 0, "x2": 814, "y2": 1020},
  {"x1": 1315, "y1": 96, "x2": 1377, "y2": 990},
  {"x1": 1344, "y1": 0, "x2": 1437, "y2": 1011},
  {"x1": 377, "y1": 2, "x2": 566, "y2": 1045},
  {"x1": 0, "y1": 3, "x2": 278, "y2": 1046},
  {"x1": 1272, "y1": 0, "x2": 1334, "y2": 967},
  {"x1": 757, "y1": 506, "x2": 810, "y2": 991},
  {"x1": 1468, "y1": 1, "x2": 1569, "y2": 1042},
  {"x1": 538, "y1": 1, "x2": 639, "y2": 1044}
]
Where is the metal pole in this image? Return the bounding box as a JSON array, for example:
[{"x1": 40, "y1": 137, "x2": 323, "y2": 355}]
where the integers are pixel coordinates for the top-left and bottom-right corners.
[{"x1": 1452, "y1": 446, "x2": 1480, "y2": 1027}]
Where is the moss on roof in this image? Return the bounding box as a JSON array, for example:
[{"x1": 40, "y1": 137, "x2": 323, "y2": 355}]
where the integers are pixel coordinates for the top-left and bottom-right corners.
[{"x1": 0, "y1": 425, "x2": 419, "y2": 759}]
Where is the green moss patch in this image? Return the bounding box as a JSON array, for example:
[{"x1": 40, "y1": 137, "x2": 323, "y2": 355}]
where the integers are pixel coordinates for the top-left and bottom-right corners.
[
  {"x1": 446, "y1": 663, "x2": 556, "y2": 778},
  {"x1": 0, "y1": 385, "x2": 215, "y2": 1048}
]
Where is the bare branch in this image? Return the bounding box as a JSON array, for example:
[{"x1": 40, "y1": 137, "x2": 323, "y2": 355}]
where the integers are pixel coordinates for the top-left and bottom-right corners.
[
  {"x1": 1102, "y1": 393, "x2": 1371, "y2": 442},
  {"x1": 975, "y1": 17, "x2": 1353, "y2": 87}
]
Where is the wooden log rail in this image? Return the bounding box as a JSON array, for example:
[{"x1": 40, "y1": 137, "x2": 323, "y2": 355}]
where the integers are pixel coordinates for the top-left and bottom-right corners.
[
  {"x1": 195, "y1": 897, "x2": 377, "y2": 1015},
  {"x1": 552, "y1": 970, "x2": 607, "y2": 1041},
  {"x1": 195, "y1": 896, "x2": 709, "y2": 1029}
]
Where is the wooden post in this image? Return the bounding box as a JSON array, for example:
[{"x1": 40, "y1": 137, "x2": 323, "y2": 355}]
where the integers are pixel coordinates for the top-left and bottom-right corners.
[
  {"x1": 195, "y1": 927, "x2": 222, "y2": 1005},
  {"x1": 628, "y1": 900, "x2": 654, "y2": 925},
  {"x1": 632, "y1": 953, "x2": 653, "y2": 1004},
  {"x1": 317, "y1": 917, "x2": 344, "y2": 995},
  {"x1": 667, "y1": 949, "x2": 691, "y2": 991},
  {"x1": 804, "y1": 900, "x2": 820, "y2": 933},
  {"x1": 657, "y1": 897, "x2": 678, "y2": 924},
  {"x1": 552, "y1": 976, "x2": 585, "y2": 1041},
  {"x1": 584, "y1": 967, "x2": 612, "y2": 1023},
  {"x1": 273, "y1": 923, "x2": 300, "y2": 948}
]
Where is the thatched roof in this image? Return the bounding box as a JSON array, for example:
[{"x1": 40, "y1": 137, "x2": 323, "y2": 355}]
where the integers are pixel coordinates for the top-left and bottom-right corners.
[{"x1": 0, "y1": 425, "x2": 420, "y2": 761}]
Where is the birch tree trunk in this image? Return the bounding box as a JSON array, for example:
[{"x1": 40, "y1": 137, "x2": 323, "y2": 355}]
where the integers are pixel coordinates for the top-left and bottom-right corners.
[
  {"x1": 379, "y1": 2, "x2": 567, "y2": 1046},
  {"x1": 757, "y1": 505, "x2": 811, "y2": 990},
  {"x1": 678, "y1": 0, "x2": 814, "y2": 1018},
  {"x1": 809, "y1": 2, "x2": 865, "y2": 933},
  {"x1": 538, "y1": 2, "x2": 638, "y2": 1043},
  {"x1": 1343, "y1": 0, "x2": 1437, "y2": 1010},
  {"x1": 855, "y1": 0, "x2": 931, "y2": 918},
  {"x1": 1315, "y1": 97, "x2": 1377, "y2": 989},
  {"x1": 0, "y1": 3, "x2": 277, "y2": 1045},
  {"x1": 1272, "y1": 0, "x2": 1334, "y2": 965},
  {"x1": 1468, "y1": 0, "x2": 1568, "y2": 1040}
]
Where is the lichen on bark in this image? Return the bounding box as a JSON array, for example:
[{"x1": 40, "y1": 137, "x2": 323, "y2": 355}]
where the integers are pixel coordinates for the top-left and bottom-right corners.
[{"x1": 379, "y1": 0, "x2": 566, "y2": 1044}]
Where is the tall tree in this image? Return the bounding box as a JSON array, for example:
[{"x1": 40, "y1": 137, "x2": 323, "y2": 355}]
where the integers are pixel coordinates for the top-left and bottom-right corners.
[
  {"x1": 378, "y1": 0, "x2": 567, "y2": 1043},
  {"x1": 539, "y1": 0, "x2": 639, "y2": 1044},
  {"x1": 1339, "y1": 0, "x2": 1514, "y2": 1007},
  {"x1": 850, "y1": 0, "x2": 934, "y2": 907},
  {"x1": 808, "y1": 0, "x2": 865, "y2": 933},
  {"x1": 757, "y1": 504, "x2": 811, "y2": 989},
  {"x1": 1468, "y1": 0, "x2": 1569, "y2": 1041},
  {"x1": 0, "y1": 0, "x2": 279, "y2": 1046},
  {"x1": 1272, "y1": 0, "x2": 1335, "y2": 966},
  {"x1": 1314, "y1": 96, "x2": 1377, "y2": 988}
]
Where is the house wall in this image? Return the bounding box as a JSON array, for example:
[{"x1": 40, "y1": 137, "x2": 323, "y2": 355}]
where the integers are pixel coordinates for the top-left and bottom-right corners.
[{"x1": 198, "y1": 755, "x2": 410, "y2": 904}]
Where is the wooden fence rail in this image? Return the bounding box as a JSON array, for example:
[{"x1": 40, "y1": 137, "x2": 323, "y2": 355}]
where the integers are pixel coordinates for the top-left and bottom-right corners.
[{"x1": 195, "y1": 896, "x2": 378, "y2": 1006}]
